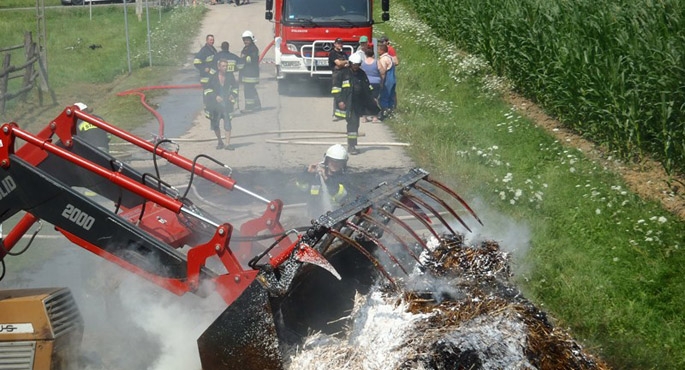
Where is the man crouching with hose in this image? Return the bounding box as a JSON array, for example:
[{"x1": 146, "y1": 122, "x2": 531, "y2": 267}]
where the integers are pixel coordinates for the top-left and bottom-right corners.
[{"x1": 296, "y1": 144, "x2": 350, "y2": 219}]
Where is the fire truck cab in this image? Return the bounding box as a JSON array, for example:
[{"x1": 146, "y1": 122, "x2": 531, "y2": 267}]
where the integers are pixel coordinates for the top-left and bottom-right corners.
[{"x1": 265, "y1": 0, "x2": 390, "y2": 93}]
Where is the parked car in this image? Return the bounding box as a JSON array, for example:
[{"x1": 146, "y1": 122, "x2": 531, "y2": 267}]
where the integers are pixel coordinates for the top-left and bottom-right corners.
[{"x1": 61, "y1": 0, "x2": 127, "y2": 5}]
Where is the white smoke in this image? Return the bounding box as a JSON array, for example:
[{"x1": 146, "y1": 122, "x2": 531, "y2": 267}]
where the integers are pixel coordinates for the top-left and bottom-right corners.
[
  {"x1": 462, "y1": 196, "x2": 532, "y2": 277},
  {"x1": 116, "y1": 275, "x2": 226, "y2": 370}
]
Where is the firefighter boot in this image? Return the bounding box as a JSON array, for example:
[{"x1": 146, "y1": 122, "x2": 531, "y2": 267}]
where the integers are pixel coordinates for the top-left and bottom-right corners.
[{"x1": 347, "y1": 132, "x2": 359, "y2": 155}]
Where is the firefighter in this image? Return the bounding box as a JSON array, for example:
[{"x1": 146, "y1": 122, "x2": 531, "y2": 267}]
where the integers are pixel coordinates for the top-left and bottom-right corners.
[
  {"x1": 194, "y1": 34, "x2": 218, "y2": 118},
  {"x1": 331, "y1": 53, "x2": 380, "y2": 155},
  {"x1": 216, "y1": 41, "x2": 241, "y2": 111},
  {"x1": 194, "y1": 34, "x2": 218, "y2": 87},
  {"x1": 74, "y1": 102, "x2": 110, "y2": 197},
  {"x1": 74, "y1": 102, "x2": 109, "y2": 153},
  {"x1": 297, "y1": 144, "x2": 350, "y2": 218},
  {"x1": 328, "y1": 37, "x2": 349, "y2": 121},
  {"x1": 239, "y1": 30, "x2": 261, "y2": 113}
]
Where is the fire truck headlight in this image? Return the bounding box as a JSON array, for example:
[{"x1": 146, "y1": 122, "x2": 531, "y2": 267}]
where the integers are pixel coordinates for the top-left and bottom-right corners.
[{"x1": 286, "y1": 44, "x2": 298, "y2": 52}]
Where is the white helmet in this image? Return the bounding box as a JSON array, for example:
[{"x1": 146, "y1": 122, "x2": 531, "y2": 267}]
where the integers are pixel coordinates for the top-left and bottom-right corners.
[
  {"x1": 74, "y1": 102, "x2": 88, "y2": 111},
  {"x1": 348, "y1": 52, "x2": 362, "y2": 65},
  {"x1": 325, "y1": 144, "x2": 349, "y2": 162},
  {"x1": 241, "y1": 30, "x2": 255, "y2": 41}
]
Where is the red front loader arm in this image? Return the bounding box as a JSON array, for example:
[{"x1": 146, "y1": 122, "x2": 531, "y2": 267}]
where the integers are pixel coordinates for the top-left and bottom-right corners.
[{"x1": 0, "y1": 106, "x2": 296, "y2": 305}]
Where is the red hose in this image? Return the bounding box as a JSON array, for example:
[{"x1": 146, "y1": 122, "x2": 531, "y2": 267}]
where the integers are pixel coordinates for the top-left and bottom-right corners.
[
  {"x1": 117, "y1": 84, "x2": 201, "y2": 139},
  {"x1": 259, "y1": 40, "x2": 275, "y2": 63},
  {"x1": 119, "y1": 43, "x2": 273, "y2": 139}
]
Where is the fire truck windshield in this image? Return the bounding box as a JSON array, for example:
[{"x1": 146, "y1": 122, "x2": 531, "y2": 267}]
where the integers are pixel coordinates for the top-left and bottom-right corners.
[{"x1": 284, "y1": 0, "x2": 370, "y2": 24}]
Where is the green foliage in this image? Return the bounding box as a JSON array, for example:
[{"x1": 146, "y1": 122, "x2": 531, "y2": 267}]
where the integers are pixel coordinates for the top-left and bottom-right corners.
[
  {"x1": 0, "y1": 4, "x2": 205, "y2": 129},
  {"x1": 379, "y1": 2, "x2": 685, "y2": 368},
  {"x1": 404, "y1": 0, "x2": 685, "y2": 176},
  {"x1": 0, "y1": 0, "x2": 62, "y2": 8}
]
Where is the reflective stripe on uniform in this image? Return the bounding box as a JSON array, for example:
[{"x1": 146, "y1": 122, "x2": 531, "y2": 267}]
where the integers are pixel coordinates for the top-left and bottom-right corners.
[
  {"x1": 78, "y1": 122, "x2": 98, "y2": 132},
  {"x1": 242, "y1": 77, "x2": 260, "y2": 83},
  {"x1": 331, "y1": 184, "x2": 347, "y2": 203},
  {"x1": 331, "y1": 87, "x2": 342, "y2": 94},
  {"x1": 334, "y1": 109, "x2": 347, "y2": 118}
]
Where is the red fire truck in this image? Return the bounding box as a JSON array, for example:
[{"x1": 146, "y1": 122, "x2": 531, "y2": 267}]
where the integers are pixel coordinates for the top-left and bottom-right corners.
[{"x1": 265, "y1": 0, "x2": 390, "y2": 93}]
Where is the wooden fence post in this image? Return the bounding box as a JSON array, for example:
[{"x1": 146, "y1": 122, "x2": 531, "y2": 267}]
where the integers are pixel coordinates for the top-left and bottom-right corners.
[
  {"x1": 22, "y1": 32, "x2": 35, "y2": 102},
  {"x1": 0, "y1": 32, "x2": 55, "y2": 114},
  {"x1": 0, "y1": 54, "x2": 11, "y2": 114}
]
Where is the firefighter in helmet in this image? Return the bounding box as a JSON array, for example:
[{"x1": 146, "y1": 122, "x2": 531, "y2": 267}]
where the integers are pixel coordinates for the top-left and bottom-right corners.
[
  {"x1": 297, "y1": 144, "x2": 350, "y2": 218},
  {"x1": 239, "y1": 30, "x2": 261, "y2": 112}
]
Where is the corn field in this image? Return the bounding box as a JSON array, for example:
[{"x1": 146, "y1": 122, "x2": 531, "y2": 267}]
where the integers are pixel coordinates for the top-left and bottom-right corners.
[{"x1": 406, "y1": 0, "x2": 685, "y2": 175}]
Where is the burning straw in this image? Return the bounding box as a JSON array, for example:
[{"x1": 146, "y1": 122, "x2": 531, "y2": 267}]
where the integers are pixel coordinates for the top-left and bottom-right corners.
[
  {"x1": 287, "y1": 235, "x2": 610, "y2": 370},
  {"x1": 397, "y1": 235, "x2": 610, "y2": 370}
]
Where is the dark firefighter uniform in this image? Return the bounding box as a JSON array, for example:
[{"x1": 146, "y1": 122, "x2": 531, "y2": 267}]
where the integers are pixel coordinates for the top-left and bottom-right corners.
[
  {"x1": 77, "y1": 118, "x2": 110, "y2": 152},
  {"x1": 328, "y1": 39, "x2": 348, "y2": 117},
  {"x1": 216, "y1": 50, "x2": 241, "y2": 79},
  {"x1": 240, "y1": 42, "x2": 261, "y2": 111},
  {"x1": 216, "y1": 49, "x2": 241, "y2": 111},
  {"x1": 194, "y1": 42, "x2": 218, "y2": 86},
  {"x1": 296, "y1": 168, "x2": 349, "y2": 219},
  {"x1": 331, "y1": 66, "x2": 380, "y2": 151},
  {"x1": 194, "y1": 42, "x2": 217, "y2": 118}
]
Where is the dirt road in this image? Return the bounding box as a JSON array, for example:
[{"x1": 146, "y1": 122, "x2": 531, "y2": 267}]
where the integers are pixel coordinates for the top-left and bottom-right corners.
[{"x1": 159, "y1": 1, "x2": 412, "y2": 173}]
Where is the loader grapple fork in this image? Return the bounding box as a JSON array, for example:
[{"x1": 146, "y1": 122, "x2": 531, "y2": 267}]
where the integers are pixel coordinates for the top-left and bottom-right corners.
[
  {"x1": 199, "y1": 168, "x2": 483, "y2": 370},
  {"x1": 1, "y1": 107, "x2": 482, "y2": 370}
]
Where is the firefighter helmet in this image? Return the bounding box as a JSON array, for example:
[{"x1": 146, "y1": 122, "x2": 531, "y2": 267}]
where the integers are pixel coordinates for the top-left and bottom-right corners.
[
  {"x1": 241, "y1": 30, "x2": 255, "y2": 41},
  {"x1": 348, "y1": 52, "x2": 363, "y2": 65},
  {"x1": 324, "y1": 144, "x2": 349, "y2": 162}
]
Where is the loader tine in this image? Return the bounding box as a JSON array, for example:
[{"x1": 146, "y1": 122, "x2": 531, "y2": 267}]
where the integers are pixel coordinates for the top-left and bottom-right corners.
[
  {"x1": 329, "y1": 229, "x2": 397, "y2": 289},
  {"x1": 377, "y1": 207, "x2": 430, "y2": 252},
  {"x1": 402, "y1": 192, "x2": 458, "y2": 236},
  {"x1": 412, "y1": 183, "x2": 472, "y2": 233},
  {"x1": 389, "y1": 198, "x2": 441, "y2": 240},
  {"x1": 344, "y1": 221, "x2": 409, "y2": 275},
  {"x1": 360, "y1": 213, "x2": 423, "y2": 265},
  {"x1": 425, "y1": 177, "x2": 484, "y2": 226}
]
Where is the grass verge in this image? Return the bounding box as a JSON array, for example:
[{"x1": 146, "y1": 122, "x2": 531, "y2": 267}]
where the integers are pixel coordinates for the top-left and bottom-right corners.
[
  {"x1": 375, "y1": 2, "x2": 685, "y2": 369},
  {"x1": 0, "y1": 3, "x2": 205, "y2": 133}
]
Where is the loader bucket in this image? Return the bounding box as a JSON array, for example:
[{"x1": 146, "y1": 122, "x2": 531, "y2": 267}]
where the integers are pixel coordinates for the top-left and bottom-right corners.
[
  {"x1": 197, "y1": 240, "x2": 381, "y2": 370},
  {"x1": 197, "y1": 279, "x2": 283, "y2": 370}
]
